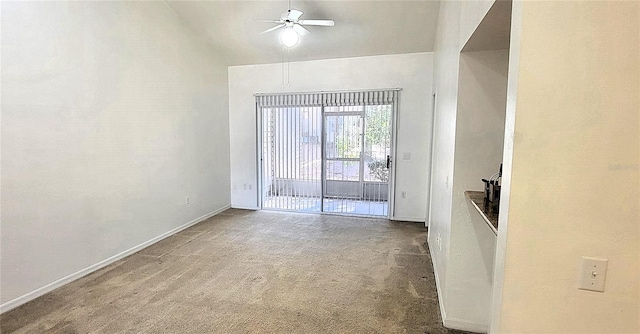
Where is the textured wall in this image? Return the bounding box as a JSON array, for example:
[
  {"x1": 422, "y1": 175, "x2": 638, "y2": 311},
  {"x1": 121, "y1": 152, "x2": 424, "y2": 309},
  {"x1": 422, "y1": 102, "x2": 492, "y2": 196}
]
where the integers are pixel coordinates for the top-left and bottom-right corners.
[
  {"x1": 1, "y1": 1, "x2": 230, "y2": 308},
  {"x1": 495, "y1": 1, "x2": 639, "y2": 332}
]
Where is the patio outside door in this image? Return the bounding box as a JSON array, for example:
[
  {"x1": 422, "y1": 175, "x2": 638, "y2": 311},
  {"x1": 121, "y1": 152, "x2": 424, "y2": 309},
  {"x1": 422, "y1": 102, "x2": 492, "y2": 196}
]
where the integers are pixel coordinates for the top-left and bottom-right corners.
[{"x1": 323, "y1": 105, "x2": 391, "y2": 216}]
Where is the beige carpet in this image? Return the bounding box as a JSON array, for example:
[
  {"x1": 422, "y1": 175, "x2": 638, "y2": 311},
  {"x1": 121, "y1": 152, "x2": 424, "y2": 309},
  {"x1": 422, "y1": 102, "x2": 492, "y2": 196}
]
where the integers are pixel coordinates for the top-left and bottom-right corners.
[{"x1": 1, "y1": 209, "x2": 469, "y2": 334}]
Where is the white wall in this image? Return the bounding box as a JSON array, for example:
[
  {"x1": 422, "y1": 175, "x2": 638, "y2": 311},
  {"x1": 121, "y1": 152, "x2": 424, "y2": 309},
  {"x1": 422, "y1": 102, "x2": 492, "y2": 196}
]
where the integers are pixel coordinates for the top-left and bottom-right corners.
[
  {"x1": 228, "y1": 53, "x2": 433, "y2": 221},
  {"x1": 494, "y1": 1, "x2": 639, "y2": 332},
  {"x1": 459, "y1": 1, "x2": 496, "y2": 49},
  {"x1": 427, "y1": 0, "x2": 496, "y2": 331},
  {"x1": 0, "y1": 1, "x2": 230, "y2": 310},
  {"x1": 432, "y1": 1, "x2": 640, "y2": 332},
  {"x1": 446, "y1": 49, "x2": 508, "y2": 330}
]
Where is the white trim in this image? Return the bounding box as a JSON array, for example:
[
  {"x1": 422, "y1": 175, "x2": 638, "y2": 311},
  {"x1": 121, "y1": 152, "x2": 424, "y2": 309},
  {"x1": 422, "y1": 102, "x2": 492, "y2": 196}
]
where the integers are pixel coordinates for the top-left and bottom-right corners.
[
  {"x1": 388, "y1": 91, "x2": 399, "y2": 220},
  {"x1": 0, "y1": 205, "x2": 230, "y2": 314},
  {"x1": 444, "y1": 317, "x2": 489, "y2": 333},
  {"x1": 390, "y1": 216, "x2": 425, "y2": 223},
  {"x1": 490, "y1": 1, "x2": 522, "y2": 332},
  {"x1": 426, "y1": 91, "x2": 437, "y2": 237},
  {"x1": 255, "y1": 99, "x2": 263, "y2": 210},
  {"x1": 429, "y1": 240, "x2": 488, "y2": 334},
  {"x1": 230, "y1": 206, "x2": 260, "y2": 211},
  {"x1": 429, "y1": 240, "x2": 448, "y2": 329}
]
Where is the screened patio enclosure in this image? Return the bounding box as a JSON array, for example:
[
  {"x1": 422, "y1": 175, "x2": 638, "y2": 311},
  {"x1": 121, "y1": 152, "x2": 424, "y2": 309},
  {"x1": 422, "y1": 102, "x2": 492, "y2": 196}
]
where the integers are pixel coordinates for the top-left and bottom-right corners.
[{"x1": 257, "y1": 90, "x2": 398, "y2": 217}]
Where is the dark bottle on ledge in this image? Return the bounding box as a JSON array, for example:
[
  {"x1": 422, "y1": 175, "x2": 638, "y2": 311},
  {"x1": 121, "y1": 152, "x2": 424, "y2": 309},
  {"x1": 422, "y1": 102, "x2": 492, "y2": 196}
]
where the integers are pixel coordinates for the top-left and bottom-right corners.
[{"x1": 482, "y1": 163, "x2": 503, "y2": 215}]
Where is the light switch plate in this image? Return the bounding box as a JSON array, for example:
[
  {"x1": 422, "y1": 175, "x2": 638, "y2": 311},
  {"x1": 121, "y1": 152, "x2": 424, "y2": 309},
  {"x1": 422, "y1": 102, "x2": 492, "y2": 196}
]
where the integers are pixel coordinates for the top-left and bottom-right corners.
[{"x1": 579, "y1": 257, "x2": 608, "y2": 292}]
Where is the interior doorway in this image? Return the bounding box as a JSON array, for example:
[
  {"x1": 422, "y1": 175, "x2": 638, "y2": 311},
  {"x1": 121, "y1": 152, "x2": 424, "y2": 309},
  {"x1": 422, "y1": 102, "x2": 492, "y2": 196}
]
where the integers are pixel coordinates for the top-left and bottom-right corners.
[{"x1": 258, "y1": 91, "x2": 396, "y2": 217}]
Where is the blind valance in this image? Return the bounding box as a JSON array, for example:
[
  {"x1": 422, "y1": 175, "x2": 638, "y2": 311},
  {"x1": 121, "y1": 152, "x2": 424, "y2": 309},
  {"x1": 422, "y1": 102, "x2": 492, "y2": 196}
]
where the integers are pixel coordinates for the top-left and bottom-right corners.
[{"x1": 255, "y1": 89, "x2": 400, "y2": 107}]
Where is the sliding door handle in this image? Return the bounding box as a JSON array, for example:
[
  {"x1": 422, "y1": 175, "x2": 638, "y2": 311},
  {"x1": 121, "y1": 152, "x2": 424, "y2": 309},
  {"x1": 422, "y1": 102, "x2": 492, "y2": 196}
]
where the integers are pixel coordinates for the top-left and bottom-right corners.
[{"x1": 386, "y1": 155, "x2": 391, "y2": 169}]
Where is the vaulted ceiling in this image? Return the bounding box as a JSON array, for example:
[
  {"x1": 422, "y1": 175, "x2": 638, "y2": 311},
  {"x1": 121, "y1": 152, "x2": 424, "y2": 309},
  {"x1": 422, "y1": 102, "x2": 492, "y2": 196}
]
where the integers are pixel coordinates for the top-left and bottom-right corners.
[{"x1": 166, "y1": 1, "x2": 441, "y2": 66}]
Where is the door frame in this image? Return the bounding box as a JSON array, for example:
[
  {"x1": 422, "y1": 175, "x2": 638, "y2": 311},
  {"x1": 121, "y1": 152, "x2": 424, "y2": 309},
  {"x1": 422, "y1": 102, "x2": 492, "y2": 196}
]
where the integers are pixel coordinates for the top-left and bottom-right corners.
[
  {"x1": 388, "y1": 97, "x2": 399, "y2": 220},
  {"x1": 322, "y1": 110, "x2": 365, "y2": 200}
]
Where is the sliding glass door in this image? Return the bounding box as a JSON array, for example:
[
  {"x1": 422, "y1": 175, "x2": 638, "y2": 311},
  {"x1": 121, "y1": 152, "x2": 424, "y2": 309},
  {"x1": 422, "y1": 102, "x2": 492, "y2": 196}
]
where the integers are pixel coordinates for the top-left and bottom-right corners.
[
  {"x1": 322, "y1": 106, "x2": 391, "y2": 216},
  {"x1": 258, "y1": 90, "x2": 397, "y2": 217},
  {"x1": 324, "y1": 110, "x2": 363, "y2": 199}
]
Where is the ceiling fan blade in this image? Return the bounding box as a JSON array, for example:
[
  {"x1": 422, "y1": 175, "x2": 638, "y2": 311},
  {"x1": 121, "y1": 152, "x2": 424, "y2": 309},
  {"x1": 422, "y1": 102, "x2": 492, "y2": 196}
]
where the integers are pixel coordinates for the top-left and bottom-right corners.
[
  {"x1": 252, "y1": 19, "x2": 283, "y2": 23},
  {"x1": 292, "y1": 23, "x2": 310, "y2": 36},
  {"x1": 288, "y1": 9, "x2": 304, "y2": 21},
  {"x1": 260, "y1": 24, "x2": 285, "y2": 34},
  {"x1": 298, "y1": 19, "x2": 335, "y2": 27}
]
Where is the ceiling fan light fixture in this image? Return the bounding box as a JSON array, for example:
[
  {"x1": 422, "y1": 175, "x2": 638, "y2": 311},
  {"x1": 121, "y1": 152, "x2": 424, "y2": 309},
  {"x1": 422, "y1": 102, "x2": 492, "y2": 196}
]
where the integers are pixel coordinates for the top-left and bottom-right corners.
[
  {"x1": 281, "y1": 27, "x2": 299, "y2": 47},
  {"x1": 257, "y1": 7, "x2": 334, "y2": 47}
]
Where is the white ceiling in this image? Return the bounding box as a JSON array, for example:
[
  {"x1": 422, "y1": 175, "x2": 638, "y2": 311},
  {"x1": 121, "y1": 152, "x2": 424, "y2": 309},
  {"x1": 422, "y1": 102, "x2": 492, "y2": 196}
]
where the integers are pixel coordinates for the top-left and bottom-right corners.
[{"x1": 166, "y1": 1, "x2": 441, "y2": 66}]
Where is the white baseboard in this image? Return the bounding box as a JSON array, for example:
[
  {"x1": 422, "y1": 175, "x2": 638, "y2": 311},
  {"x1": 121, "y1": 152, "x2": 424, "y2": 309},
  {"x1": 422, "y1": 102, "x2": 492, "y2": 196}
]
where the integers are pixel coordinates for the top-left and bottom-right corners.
[
  {"x1": 428, "y1": 241, "x2": 488, "y2": 334},
  {"x1": 429, "y1": 240, "x2": 449, "y2": 328},
  {"x1": 444, "y1": 317, "x2": 488, "y2": 333},
  {"x1": 230, "y1": 206, "x2": 259, "y2": 210},
  {"x1": 0, "y1": 205, "x2": 230, "y2": 314},
  {"x1": 391, "y1": 216, "x2": 425, "y2": 223}
]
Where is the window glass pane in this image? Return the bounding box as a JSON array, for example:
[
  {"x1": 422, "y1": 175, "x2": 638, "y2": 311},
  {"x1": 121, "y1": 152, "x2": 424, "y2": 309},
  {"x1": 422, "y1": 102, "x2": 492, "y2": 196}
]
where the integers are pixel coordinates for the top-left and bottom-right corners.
[
  {"x1": 325, "y1": 115, "x2": 362, "y2": 159},
  {"x1": 326, "y1": 160, "x2": 360, "y2": 181},
  {"x1": 364, "y1": 105, "x2": 392, "y2": 182}
]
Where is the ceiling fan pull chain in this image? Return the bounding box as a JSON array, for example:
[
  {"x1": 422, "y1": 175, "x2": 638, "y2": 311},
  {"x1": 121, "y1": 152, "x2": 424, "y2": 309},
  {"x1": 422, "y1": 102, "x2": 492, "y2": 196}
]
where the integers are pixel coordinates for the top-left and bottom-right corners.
[
  {"x1": 281, "y1": 46, "x2": 291, "y2": 88},
  {"x1": 287, "y1": 48, "x2": 290, "y2": 87}
]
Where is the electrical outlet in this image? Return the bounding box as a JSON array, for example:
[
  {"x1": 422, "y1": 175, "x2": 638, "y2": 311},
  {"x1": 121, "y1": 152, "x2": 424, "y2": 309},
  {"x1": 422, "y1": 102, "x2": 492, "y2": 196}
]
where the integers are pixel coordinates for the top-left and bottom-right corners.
[
  {"x1": 185, "y1": 196, "x2": 190, "y2": 205},
  {"x1": 579, "y1": 257, "x2": 608, "y2": 292},
  {"x1": 403, "y1": 152, "x2": 411, "y2": 160},
  {"x1": 401, "y1": 191, "x2": 407, "y2": 198},
  {"x1": 243, "y1": 184, "x2": 247, "y2": 190}
]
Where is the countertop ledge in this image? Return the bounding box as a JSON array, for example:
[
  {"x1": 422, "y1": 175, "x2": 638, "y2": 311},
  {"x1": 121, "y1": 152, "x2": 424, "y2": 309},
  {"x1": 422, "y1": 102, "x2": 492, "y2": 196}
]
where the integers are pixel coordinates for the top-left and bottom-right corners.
[{"x1": 465, "y1": 191, "x2": 498, "y2": 235}]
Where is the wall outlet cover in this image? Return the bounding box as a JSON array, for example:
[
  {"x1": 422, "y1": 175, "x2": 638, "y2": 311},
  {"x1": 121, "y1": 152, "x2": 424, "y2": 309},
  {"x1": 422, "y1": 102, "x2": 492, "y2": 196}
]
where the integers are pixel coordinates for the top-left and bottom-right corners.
[{"x1": 578, "y1": 257, "x2": 608, "y2": 292}]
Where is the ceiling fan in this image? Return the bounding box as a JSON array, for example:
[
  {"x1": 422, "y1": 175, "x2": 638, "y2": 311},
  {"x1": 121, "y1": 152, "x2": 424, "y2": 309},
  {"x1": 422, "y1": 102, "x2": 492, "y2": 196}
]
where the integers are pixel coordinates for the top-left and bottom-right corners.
[{"x1": 258, "y1": 7, "x2": 335, "y2": 47}]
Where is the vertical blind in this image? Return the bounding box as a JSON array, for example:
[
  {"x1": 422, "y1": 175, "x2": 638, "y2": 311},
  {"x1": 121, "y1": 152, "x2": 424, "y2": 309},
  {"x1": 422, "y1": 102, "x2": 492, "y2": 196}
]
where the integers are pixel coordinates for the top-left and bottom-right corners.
[
  {"x1": 257, "y1": 89, "x2": 399, "y2": 217},
  {"x1": 255, "y1": 89, "x2": 400, "y2": 107}
]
